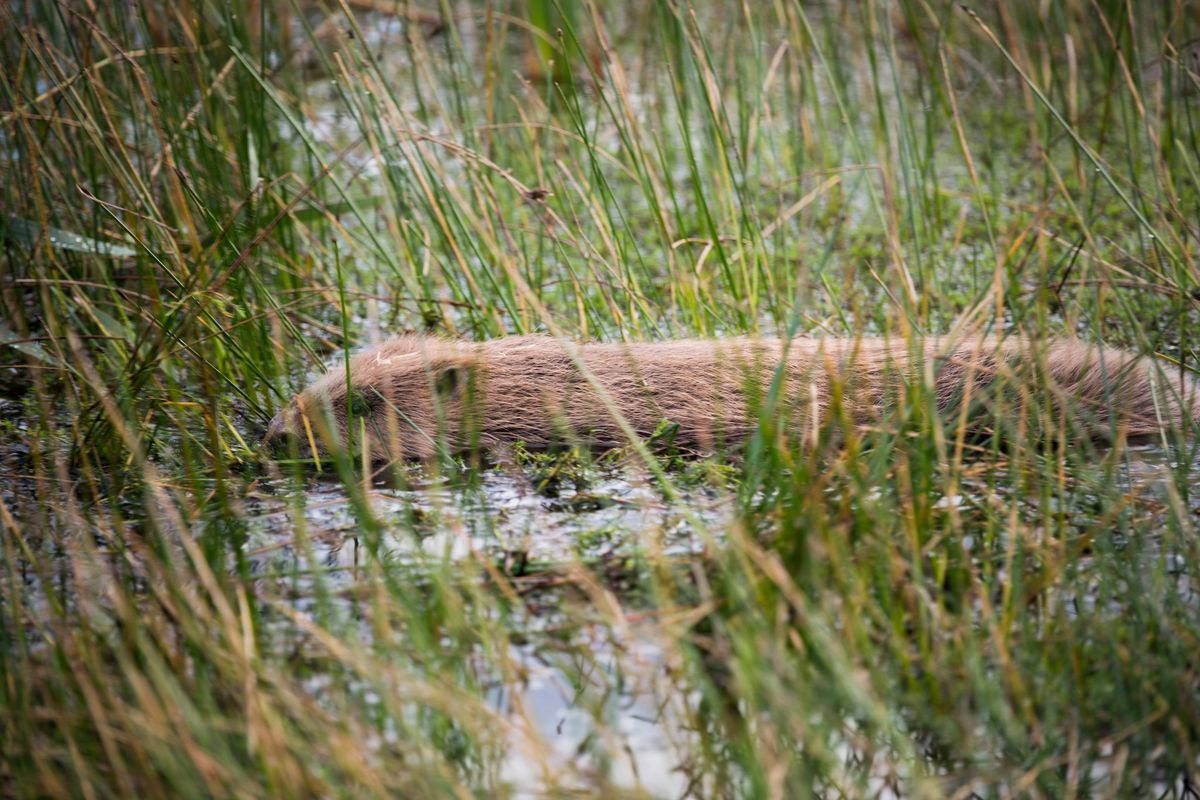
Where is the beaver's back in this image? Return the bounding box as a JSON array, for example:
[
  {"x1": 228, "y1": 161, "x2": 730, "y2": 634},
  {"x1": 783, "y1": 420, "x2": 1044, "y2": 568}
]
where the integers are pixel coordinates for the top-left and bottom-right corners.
[{"x1": 265, "y1": 334, "x2": 1198, "y2": 460}]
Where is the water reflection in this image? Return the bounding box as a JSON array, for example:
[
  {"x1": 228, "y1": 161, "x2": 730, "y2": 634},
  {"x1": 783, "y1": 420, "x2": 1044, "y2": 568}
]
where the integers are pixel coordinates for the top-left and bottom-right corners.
[{"x1": 239, "y1": 439, "x2": 1197, "y2": 795}]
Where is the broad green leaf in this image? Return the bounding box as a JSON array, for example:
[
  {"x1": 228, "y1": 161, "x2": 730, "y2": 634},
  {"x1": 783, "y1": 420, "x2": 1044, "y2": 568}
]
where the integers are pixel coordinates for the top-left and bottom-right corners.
[
  {"x1": 4, "y1": 217, "x2": 138, "y2": 258},
  {"x1": 0, "y1": 320, "x2": 57, "y2": 365}
]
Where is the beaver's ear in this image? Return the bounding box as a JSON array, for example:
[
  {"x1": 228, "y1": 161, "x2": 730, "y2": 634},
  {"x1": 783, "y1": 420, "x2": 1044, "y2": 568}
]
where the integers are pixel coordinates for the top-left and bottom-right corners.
[
  {"x1": 435, "y1": 364, "x2": 463, "y2": 399},
  {"x1": 434, "y1": 355, "x2": 480, "y2": 399}
]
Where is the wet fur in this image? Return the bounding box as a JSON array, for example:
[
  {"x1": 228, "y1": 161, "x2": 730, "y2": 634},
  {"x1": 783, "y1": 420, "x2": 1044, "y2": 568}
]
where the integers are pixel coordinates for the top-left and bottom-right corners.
[{"x1": 264, "y1": 335, "x2": 1198, "y2": 461}]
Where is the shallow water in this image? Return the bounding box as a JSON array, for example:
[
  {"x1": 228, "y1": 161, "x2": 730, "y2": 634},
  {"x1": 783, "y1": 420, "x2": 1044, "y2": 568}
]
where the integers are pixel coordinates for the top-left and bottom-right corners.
[
  {"x1": 229, "y1": 437, "x2": 1200, "y2": 796},
  {"x1": 246, "y1": 463, "x2": 725, "y2": 577},
  {"x1": 237, "y1": 458, "x2": 730, "y2": 795}
]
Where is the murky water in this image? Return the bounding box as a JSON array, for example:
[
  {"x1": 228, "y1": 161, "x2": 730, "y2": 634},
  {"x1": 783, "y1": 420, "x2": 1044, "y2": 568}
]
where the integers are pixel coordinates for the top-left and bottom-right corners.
[
  {"x1": 237, "y1": 458, "x2": 726, "y2": 794},
  {"x1": 246, "y1": 464, "x2": 725, "y2": 575},
  {"x1": 228, "y1": 436, "x2": 1199, "y2": 795}
]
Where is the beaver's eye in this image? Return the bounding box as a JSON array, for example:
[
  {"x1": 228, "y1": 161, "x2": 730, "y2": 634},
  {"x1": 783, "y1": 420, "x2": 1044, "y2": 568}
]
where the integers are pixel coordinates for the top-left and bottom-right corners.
[{"x1": 348, "y1": 389, "x2": 376, "y2": 417}]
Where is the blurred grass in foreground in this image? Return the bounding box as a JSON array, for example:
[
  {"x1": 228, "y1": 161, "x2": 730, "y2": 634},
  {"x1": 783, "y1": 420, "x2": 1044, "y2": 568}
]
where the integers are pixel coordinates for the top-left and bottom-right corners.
[{"x1": 3, "y1": 0, "x2": 1200, "y2": 796}]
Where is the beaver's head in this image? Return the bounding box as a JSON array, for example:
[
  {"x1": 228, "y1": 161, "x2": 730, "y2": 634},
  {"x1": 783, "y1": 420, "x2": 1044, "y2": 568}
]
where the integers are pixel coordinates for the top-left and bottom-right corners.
[{"x1": 263, "y1": 336, "x2": 476, "y2": 462}]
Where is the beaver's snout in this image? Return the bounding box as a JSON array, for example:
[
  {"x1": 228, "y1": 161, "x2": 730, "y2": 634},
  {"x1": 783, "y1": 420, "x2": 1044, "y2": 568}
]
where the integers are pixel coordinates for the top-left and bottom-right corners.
[{"x1": 262, "y1": 404, "x2": 303, "y2": 455}]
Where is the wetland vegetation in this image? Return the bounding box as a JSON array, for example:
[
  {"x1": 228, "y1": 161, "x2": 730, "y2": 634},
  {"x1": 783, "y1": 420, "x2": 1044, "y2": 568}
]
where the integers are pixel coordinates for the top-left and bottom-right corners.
[{"x1": 3, "y1": 0, "x2": 1200, "y2": 796}]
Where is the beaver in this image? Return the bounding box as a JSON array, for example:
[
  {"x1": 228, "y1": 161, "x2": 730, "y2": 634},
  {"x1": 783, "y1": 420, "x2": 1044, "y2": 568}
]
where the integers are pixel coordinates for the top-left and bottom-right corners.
[{"x1": 262, "y1": 334, "x2": 1198, "y2": 461}]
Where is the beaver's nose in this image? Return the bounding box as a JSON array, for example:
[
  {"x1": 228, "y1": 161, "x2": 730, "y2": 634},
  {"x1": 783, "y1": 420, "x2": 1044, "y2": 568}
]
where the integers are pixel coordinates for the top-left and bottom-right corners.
[{"x1": 262, "y1": 406, "x2": 300, "y2": 455}]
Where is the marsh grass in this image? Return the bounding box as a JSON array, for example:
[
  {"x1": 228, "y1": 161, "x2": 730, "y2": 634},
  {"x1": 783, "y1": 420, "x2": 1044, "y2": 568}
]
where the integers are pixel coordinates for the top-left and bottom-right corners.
[{"x1": 3, "y1": 0, "x2": 1200, "y2": 796}]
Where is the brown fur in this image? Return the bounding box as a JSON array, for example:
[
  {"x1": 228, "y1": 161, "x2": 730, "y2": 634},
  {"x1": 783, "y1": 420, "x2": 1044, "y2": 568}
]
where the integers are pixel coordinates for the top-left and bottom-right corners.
[{"x1": 263, "y1": 335, "x2": 1199, "y2": 461}]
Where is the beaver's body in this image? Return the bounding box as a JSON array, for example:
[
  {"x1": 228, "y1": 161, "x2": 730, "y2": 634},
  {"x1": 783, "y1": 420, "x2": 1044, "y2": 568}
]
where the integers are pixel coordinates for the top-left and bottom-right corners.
[{"x1": 263, "y1": 334, "x2": 1197, "y2": 461}]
